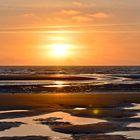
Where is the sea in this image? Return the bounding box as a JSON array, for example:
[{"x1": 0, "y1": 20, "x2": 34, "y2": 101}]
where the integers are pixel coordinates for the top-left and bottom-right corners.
[{"x1": 0, "y1": 66, "x2": 140, "y2": 94}]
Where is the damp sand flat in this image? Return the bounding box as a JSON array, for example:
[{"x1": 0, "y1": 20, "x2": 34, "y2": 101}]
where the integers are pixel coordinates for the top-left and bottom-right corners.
[
  {"x1": 0, "y1": 93, "x2": 140, "y2": 110},
  {"x1": 0, "y1": 93, "x2": 140, "y2": 140},
  {"x1": 0, "y1": 74, "x2": 94, "y2": 81}
]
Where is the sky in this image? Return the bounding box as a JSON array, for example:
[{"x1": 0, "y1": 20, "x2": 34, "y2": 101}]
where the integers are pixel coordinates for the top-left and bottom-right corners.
[{"x1": 0, "y1": 0, "x2": 140, "y2": 65}]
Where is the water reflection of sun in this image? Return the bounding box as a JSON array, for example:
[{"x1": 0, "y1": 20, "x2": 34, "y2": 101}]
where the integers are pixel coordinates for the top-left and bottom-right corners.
[{"x1": 54, "y1": 81, "x2": 69, "y2": 88}]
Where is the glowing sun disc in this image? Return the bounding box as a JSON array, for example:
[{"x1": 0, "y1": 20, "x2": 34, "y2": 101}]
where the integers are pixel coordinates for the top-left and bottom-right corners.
[{"x1": 49, "y1": 44, "x2": 71, "y2": 58}]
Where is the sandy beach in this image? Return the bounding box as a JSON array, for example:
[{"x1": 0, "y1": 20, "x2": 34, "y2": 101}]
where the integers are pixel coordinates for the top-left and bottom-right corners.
[
  {"x1": 0, "y1": 93, "x2": 140, "y2": 140},
  {"x1": 0, "y1": 93, "x2": 139, "y2": 110}
]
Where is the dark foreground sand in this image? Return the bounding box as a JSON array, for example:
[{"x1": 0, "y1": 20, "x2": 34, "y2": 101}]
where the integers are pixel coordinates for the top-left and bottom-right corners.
[
  {"x1": 0, "y1": 93, "x2": 140, "y2": 119},
  {"x1": 0, "y1": 93, "x2": 140, "y2": 110},
  {"x1": 0, "y1": 93, "x2": 140, "y2": 140},
  {"x1": 0, "y1": 135, "x2": 136, "y2": 140}
]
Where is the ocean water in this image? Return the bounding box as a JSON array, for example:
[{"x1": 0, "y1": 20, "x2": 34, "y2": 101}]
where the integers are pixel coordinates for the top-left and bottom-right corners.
[{"x1": 0, "y1": 66, "x2": 140, "y2": 93}]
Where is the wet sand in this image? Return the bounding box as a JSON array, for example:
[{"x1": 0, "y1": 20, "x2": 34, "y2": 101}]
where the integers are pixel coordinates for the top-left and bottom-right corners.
[
  {"x1": 0, "y1": 136, "x2": 49, "y2": 140},
  {"x1": 0, "y1": 135, "x2": 136, "y2": 140},
  {"x1": 0, "y1": 74, "x2": 94, "y2": 81},
  {"x1": 0, "y1": 93, "x2": 140, "y2": 140},
  {"x1": 0, "y1": 93, "x2": 140, "y2": 110}
]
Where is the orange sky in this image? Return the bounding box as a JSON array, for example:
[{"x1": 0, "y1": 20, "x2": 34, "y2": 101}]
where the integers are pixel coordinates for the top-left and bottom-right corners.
[{"x1": 0, "y1": 0, "x2": 140, "y2": 65}]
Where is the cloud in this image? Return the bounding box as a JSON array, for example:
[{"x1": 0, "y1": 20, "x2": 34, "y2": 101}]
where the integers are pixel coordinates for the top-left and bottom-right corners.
[
  {"x1": 72, "y1": 15, "x2": 93, "y2": 22},
  {"x1": 0, "y1": 23, "x2": 140, "y2": 33},
  {"x1": 72, "y1": 12, "x2": 110, "y2": 22},
  {"x1": 60, "y1": 10, "x2": 81, "y2": 16},
  {"x1": 72, "y1": 1, "x2": 96, "y2": 8},
  {"x1": 89, "y1": 12, "x2": 110, "y2": 19},
  {"x1": 22, "y1": 13, "x2": 35, "y2": 18},
  {"x1": 72, "y1": 1, "x2": 85, "y2": 7},
  {"x1": 47, "y1": 17, "x2": 65, "y2": 22},
  {"x1": 20, "y1": 12, "x2": 43, "y2": 25},
  {"x1": 55, "y1": 8, "x2": 110, "y2": 23}
]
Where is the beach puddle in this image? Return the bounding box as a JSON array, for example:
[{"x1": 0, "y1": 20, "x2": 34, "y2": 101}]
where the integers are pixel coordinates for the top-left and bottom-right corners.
[
  {"x1": 109, "y1": 121, "x2": 140, "y2": 139},
  {"x1": 128, "y1": 112, "x2": 140, "y2": 129},
  {"x1": 0, "y1": 110, "x2": 29, "y2": 114},
  {"x1": 128, "y1": 123, "x2": 140, "y2": 128},
  {"x1": 109, "y1": 103, "x2": 140, "y2": 140},
  {"x1": 109, "y1": 131, "x2": 140, "y2": 140},
  {"x1": 0, "y1": 111, "x2": 106, "y2": 138},
  {"x1": 34, "y1": 111, "x2": 106, "y2": 125},
  {"x1": 124, "y1": 103, "x2": 140, "y2": 110},
  {"x1": 74, "y1": 107, "x2": 87, "y2": 111}
]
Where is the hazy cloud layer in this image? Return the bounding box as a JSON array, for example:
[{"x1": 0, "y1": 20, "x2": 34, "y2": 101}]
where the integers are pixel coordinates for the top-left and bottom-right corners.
[{"x1": 0, "y1": 0, "x2": 140, "y2": 27}]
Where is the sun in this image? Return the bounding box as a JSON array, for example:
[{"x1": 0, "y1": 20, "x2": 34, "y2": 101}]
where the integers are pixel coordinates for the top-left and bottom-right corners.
[{"x1": 49, "y1": 43, "x2": 72, "y2": 58}]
